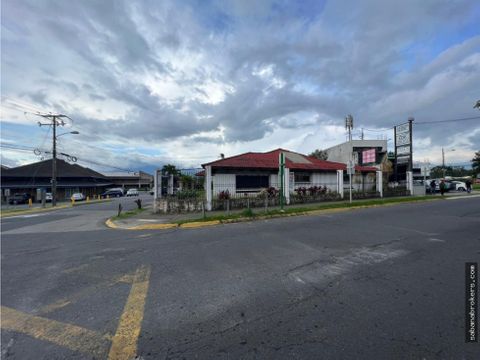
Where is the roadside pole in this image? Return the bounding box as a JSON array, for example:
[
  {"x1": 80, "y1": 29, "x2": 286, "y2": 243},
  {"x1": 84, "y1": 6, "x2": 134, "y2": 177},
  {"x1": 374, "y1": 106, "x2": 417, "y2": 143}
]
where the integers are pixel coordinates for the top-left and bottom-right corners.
[
  {"x1": 279, "y1": 152, "x2": 285, "y2": 211},
  {"x1": 348, "y1": 160, "x2": 353, "y2": 204},
  {"x1": 423, "y1": 166, "x2": 427, "y2": 195},
  {"x1": 345, "y1": 114, "x2": 354, "y2": 204}
]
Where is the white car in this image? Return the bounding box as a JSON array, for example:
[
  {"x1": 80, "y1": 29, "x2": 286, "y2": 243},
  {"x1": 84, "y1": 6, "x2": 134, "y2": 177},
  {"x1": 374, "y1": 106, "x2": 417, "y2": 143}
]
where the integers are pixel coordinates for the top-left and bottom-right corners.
[
  {"x1": 451, "y1": 181, "x2": 467, "y2": 191},
  {"x1": 71, "y1": 193, "x2": 85, "y2": 201},
  {"x1": 126, "y1": 188, "x2": 139, "y2": 196}
]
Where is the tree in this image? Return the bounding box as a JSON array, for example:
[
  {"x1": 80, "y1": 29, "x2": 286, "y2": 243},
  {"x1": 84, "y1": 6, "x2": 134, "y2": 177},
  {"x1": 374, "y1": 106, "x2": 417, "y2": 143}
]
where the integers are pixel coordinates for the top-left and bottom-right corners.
[
  {"x1": 309, "y1": 149, "x2": 328, "y2": 160},
  {"x1": 162, "y1": 164, "x2": 179, "y2": 176},
  {"x1": 430, "y1": 166, "x2": 446, "y2": 178},
  {"x1": 472, "y1": 151, "x2": 480, "y2": 173}
]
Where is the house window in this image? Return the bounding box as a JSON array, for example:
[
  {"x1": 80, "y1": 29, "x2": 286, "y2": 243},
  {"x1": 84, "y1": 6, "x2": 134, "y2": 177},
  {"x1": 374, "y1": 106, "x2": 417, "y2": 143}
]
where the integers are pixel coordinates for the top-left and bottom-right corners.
[
  {"x1": 294, "y1": 173, "x2": 310, "y2": 183},
  {"x1": 236, "y1": 175, "x2": 269, "y2": 190}
]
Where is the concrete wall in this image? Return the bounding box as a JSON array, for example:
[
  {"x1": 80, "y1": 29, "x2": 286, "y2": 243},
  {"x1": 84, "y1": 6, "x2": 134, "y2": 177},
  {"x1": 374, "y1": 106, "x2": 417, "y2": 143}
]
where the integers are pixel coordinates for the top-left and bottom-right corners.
[
  {"x1": 325, "y1": 140, "x2": 387, "y2": 166},
  {"x1": 344, "y1": 173, "x2": 376, "y2": 192}
]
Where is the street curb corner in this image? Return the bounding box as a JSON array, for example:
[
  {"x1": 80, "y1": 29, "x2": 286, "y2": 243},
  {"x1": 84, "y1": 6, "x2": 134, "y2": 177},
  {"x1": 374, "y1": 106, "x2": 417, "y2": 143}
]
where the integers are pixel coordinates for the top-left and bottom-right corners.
[{"x1": 105, "y1": 218, "x2": 119, "y2": 229}]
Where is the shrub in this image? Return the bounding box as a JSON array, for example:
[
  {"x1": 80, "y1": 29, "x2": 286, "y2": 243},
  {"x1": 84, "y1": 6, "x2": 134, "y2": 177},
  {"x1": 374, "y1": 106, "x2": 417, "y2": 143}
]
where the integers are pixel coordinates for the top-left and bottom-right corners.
[
  {"x1": 218, "y1": 190, "x2": 230, "y2": 200},
  {"x1": 176, "y1": 189, "x2": 201, "y2": 199},
  {"x1": 258, "y1": 187, "x2": 279, "y2": 199}
]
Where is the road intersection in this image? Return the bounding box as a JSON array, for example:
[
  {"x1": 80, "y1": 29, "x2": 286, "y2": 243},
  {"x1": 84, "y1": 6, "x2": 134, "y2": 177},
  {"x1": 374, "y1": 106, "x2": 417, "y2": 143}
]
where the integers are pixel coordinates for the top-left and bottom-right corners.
[{"x1": 1, "y1": 195, "x2": 479, "y2": 359}]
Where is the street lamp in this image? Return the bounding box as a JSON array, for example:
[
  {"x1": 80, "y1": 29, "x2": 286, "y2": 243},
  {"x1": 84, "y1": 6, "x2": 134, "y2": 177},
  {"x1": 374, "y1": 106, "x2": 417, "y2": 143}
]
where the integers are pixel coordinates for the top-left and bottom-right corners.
[
  {"x1": 442, "y1": 147, "x2": 455, "y2": 178},
  {"x1": 52, "y1": 130, "x2": 79, "y2": 206},
  {"x1": 57, "y1": 131, "x2": 79, "y2": 138}
]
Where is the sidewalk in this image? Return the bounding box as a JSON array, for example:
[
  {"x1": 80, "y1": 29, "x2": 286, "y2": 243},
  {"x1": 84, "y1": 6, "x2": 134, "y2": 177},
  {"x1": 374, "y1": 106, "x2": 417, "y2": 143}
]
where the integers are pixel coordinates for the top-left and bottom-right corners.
[{"x1": 105, "y1": 191, "x2": 476, "y2": 230}]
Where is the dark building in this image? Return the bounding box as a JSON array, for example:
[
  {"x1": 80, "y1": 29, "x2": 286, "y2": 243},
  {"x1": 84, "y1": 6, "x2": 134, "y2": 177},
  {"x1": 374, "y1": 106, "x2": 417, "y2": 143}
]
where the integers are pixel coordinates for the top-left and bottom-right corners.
[{"x1": 1, "y1": 159, "x2": 113, "y2": 202}]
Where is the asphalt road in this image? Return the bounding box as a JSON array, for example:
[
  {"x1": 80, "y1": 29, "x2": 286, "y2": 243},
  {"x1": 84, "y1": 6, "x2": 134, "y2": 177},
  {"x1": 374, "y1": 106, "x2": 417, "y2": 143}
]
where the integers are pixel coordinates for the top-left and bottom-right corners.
[{"x1": 1, "y1": 196, "x2": 479, "y2": 359}]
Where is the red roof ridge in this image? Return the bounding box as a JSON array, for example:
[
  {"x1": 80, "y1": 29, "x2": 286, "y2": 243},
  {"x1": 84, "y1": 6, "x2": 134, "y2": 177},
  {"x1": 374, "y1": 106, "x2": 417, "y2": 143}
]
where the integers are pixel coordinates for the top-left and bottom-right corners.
[{"x1": 202, "y1": 151, "x2": 255, "y2": 167}]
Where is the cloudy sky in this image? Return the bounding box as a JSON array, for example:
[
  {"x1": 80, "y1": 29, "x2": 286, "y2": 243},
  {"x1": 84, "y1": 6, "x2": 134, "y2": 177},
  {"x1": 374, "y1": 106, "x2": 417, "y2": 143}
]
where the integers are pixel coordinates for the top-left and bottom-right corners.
[{"x1": 1, "y1": 0, "x2": 479, "y2": 173}]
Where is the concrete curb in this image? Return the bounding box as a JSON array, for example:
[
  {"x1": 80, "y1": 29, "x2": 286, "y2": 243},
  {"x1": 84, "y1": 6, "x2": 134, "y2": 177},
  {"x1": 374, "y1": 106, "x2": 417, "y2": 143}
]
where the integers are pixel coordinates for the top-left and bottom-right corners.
[
  {"x1": 179, "y1": 220, "x2": 221, "y2": 229},
  {"x1": 105, "y1": 219, "x2": 222, "y2": 230}
]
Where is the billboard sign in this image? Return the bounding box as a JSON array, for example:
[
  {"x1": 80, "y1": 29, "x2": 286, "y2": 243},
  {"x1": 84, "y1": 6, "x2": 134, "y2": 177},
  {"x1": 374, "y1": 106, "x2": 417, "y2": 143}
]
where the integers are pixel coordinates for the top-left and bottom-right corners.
[
  {"x1": 394, "y1": 120, "x2": 413, "y2": 171},
  {"x1": 396, "y1": 145, "x2": 410, "y2": 155},
  {"x1": 362, "y1": 148, "x2": 376, "y2": 164}
]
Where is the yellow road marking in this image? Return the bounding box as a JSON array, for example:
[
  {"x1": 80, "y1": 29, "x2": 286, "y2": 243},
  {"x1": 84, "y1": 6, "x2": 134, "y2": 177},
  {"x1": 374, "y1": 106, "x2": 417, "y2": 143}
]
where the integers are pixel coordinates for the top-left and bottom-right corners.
[
  {"x1": 179, "y1": 220, "x2": 220, "y2": 228},
  {"x1": 1, "y1": 306, "x2": 111, "y2": 357},
  {"x1": 129, "y1": 223, "x2": 178, "y2": 230},
  {"x1": 108, "y1": 265, "x2": 151, "y2": 360}
]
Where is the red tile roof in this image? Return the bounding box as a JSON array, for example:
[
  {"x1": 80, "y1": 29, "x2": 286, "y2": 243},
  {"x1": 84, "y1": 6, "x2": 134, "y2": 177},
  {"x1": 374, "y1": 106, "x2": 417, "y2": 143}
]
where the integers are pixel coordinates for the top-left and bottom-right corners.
[{"x1": 202, "y1": 148, "x2": 376, "y2": 173}]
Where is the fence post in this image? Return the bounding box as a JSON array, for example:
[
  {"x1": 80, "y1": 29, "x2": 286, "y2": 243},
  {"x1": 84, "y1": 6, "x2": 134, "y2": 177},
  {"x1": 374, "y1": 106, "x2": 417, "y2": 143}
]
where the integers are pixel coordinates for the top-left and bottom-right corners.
[
  {"x1": 205, "y1": 165, "x2": 212, "y2": 211},
  {"x1": 337, "y1": 170, "x2": 344, "y2": 199},
  {"x1": 376, "y1": 170, "x2": 383, "y2": 198},
  {"x1": 264, "y1": 197, "x2": 268, "y2": 213},
  {"x1": 153, "y1": 169, "x2": 162, "y2": 213},
  {"x1": 226, "y1": 199, "x2": 230, "y2": 216},
  {"x1": 168, "y1": 174, "x2": 174, "y2": 195},
  {"x1": 284, "y1": 167, "x2": 290, "y2": 205},
  {"x1": 406, "y1": 171, "x2": 413, "y2": 195}
]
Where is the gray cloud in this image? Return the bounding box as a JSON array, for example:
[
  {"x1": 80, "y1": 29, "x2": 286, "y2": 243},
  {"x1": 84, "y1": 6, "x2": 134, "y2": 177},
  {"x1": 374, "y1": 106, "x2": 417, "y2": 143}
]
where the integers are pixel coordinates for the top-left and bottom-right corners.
[{"x1": 1, "y1": 0, "x2": 479, "y2": 170}]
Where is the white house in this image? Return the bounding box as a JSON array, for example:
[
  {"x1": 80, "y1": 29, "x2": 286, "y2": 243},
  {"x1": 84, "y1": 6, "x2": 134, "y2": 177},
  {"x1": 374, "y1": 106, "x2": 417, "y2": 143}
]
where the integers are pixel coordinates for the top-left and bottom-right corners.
[{"x1": 201, "y1": 148, "x2": 377, "y2": 198}]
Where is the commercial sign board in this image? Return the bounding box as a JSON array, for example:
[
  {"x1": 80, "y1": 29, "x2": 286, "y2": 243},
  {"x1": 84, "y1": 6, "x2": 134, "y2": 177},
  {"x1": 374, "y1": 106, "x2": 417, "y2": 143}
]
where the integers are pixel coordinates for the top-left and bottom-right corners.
[
  {"x1": 396, "y1": 145, "x2": 410, "y2": 155},
  {"x1": 394, "y1": 119, "x2": 414, "y2": 178},
  {"x1": 396, "y1": 156, "x2": 410, "y2": 164},
  {"x1": 362, "y1": 148, "x2": 376, "y2": 164}
]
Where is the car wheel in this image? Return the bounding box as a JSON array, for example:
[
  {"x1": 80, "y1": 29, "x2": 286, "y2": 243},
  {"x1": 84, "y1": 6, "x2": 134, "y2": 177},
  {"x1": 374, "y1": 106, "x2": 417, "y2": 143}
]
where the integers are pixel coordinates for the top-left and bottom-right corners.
[{"x1": 458, "y1": 187, "x2": 465, "y2": 191}]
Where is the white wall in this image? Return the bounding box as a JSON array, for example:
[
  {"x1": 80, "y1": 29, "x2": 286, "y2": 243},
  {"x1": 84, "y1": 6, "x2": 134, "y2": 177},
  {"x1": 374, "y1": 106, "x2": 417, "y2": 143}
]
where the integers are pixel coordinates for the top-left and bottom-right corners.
[
  {"x1": 212, "y1": 174, "x2": 235, "y2": 196},
  {"x1": 344, "y1": 173, "x2": 376, "y2": 191},
  {"x1": 311, "y1": 173, "x2": 337, "y2": 191},
  {"x1": 270, "y1": 174, "x2": 279, "y2": 187}
]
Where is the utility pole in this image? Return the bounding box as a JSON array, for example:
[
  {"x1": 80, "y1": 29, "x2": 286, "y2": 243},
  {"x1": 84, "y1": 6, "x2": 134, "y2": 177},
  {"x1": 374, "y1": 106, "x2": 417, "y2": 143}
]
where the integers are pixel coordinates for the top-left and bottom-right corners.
[
  {"x1": 441, "y1": 147, "x2": 455, "y2": 179},
  {"x1": 279, "y1": 152, "x2": 285, "y2": 211},
  {"x1": 35, "y1": 113, "x2": 72, "y2": 207},
  {"x1": 442, "y1": 147, "x2": 445, "y2": 179},
  {"x1": 345, "y1": 115, "x2": 354, "y2": 203}
]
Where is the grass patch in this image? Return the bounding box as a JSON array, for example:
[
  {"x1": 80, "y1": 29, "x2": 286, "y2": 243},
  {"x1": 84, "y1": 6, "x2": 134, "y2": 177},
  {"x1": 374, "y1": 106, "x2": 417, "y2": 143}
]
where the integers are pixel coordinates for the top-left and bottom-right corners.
[
  {"x1": 473, "y1": 184, "x2": 480, "y2": 191},
  {"x1": 111, "y1": 207, "x2": 146, "y2": 220},
  {"x1": 175, "y1": 195, "x2": 441, "y2": 225}
]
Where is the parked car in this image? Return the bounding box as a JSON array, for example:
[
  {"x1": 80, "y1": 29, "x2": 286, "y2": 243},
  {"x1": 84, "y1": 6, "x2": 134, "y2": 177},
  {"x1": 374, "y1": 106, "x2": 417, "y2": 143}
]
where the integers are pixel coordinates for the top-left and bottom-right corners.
[
  {"x1": 450, "y1": 181, "x2": 467, "y2": 191},
  {"x1": 45, "y1": 192, "x2": 52, "y2": 202},
  {"x1": 126, "y1": 188, "x2": 139, "y2": 196},
  {"x1": 101, "y1": 189, "x2": 124, "y2": 198},
  {"x1": 108, "y1": 187, "x2": 125, "y2": 195},
  {"x1": 71, "y1": 193, "x2": 85, "y2": 201},
  {"x1": 8, "y1": 193, "x2": 32, "y2": 205}
]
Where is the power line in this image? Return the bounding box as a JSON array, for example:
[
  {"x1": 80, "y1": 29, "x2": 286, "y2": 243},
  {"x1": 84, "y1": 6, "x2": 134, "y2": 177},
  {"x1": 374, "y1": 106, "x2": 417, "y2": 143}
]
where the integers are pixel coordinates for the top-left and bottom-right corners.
[
  {"x1": 415, "y1": 116, "x2": 480, "y2": 125},
  {"x1": 362, "y1": 127, "x2": 393, "y2": 132},
  {"x1": 1, "y1": 143, "x2": 135, "y2": 172},
  {"x1": 2, "y1": 98, "x2": 48, "y2": 115}
]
